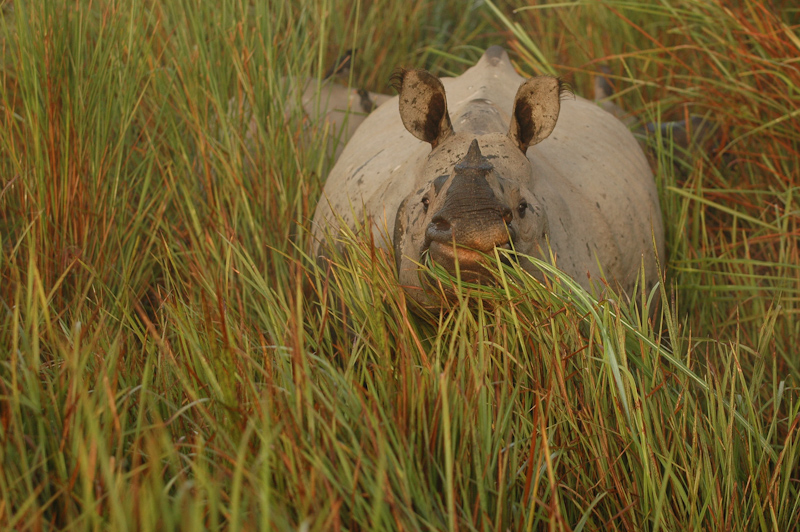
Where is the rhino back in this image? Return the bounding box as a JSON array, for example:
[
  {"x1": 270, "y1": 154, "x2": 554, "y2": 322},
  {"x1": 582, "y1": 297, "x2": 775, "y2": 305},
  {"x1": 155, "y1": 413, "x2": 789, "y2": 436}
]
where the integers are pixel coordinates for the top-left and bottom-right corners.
[
  {"x1": 529, "y1": 96, "x2": 663, "y2": 288},
  {"x1": 310, "y1": 97, "x2": 425, "y2": 247}
]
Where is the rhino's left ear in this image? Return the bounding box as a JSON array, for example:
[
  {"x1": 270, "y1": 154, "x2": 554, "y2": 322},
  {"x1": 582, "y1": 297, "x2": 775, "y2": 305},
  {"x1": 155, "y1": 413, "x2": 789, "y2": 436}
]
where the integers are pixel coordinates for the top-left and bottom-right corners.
[
  {"x1": 391, "y1": 68, "x2": 454, "y2": 148},
  {"x1": 508, "y1": 76, "x2": 565, "y2": 153}
]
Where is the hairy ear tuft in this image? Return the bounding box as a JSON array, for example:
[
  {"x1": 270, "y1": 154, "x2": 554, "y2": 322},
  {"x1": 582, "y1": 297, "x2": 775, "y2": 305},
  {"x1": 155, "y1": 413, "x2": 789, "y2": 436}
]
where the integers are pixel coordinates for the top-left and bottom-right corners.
[
  {"x1": 392, "y1": 68, "x2": 454, "y2": 148},
  {"x1": 508, "y1": 76, "x2": 562, "y2": 153}
]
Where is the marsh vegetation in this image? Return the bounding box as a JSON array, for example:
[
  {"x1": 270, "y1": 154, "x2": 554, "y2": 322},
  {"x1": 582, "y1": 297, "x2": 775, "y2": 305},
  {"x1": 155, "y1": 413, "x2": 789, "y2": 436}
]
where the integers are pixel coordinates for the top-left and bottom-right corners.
[{"x1": 1, "y1": 0, "x2": 798, "y2": 529}]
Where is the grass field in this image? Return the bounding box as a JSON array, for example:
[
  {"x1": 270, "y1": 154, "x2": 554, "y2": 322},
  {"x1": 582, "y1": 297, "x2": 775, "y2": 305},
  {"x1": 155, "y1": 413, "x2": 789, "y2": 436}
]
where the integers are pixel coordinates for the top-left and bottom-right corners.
[{"x1": 1, "y1": 0, "x2": 799, "y2": 530}]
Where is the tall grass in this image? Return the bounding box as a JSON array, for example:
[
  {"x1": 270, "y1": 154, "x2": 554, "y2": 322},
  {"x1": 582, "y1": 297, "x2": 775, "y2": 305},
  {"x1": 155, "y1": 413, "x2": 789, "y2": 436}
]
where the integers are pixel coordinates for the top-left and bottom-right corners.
[
  {"x1": 1, "y1": 0, "x2": 798, "y2": 530},
  {"x1": 493, "y1": 0, "x2": 800, "y2": 368}
]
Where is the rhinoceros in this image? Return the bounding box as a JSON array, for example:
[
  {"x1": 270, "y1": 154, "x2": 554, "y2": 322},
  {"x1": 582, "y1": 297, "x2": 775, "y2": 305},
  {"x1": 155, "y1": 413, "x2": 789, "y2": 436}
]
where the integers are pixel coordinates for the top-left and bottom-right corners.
[
  {"x1": 291, "y1": 80, "x2": 392, "y2": 160},
  {"x1": 233, "y1": 73, "x2": 391, "y2": 160},
  {"x1": 311, "y1": 46, "x2": 664, "y2": 306}
]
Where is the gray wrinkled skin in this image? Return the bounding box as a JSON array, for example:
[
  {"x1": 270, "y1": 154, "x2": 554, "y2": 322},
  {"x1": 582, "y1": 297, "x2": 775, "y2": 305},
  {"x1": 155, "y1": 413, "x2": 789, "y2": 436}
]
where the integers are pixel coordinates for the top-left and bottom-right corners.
[{"x1": 312, "y1": 46, "x2": 665, "y2": 306}]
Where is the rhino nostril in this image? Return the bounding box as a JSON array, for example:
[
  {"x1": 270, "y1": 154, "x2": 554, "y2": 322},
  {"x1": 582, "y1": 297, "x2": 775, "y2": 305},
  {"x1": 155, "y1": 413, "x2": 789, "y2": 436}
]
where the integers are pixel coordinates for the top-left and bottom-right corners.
[
  {"x1": 495, "y1": 225, "x2": 517, "y2": 252},
  {"x1": 431, "y1": 216, "x2": 451, "y2": 232},
  {"x1": 426, "y1": 216, "x2": 452, "y2": 243}
]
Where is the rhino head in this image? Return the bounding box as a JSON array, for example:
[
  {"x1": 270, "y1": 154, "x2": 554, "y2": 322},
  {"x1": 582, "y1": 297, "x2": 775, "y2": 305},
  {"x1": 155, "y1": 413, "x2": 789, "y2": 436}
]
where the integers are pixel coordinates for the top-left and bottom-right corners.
[{"x1": 390, "y1": 68, "x2": 565, "y2": 303}]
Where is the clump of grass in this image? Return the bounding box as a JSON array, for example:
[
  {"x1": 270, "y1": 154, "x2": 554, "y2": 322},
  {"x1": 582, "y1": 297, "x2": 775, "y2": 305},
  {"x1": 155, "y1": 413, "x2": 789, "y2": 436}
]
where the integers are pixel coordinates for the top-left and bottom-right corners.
[
  {"x1": 1, "y1": 0, "x2": 798, "y2": 530},
  {"x1": 494, "y1": 0, "x2": 799, "y2": 371}
]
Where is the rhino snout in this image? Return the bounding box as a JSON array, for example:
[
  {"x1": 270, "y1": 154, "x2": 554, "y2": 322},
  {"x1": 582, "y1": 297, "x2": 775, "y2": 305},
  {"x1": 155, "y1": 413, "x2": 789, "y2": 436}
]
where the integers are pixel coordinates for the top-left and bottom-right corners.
[
  {"x1": 426, "y1": 215, "x2": 452, "y2": 243},
  {"x1": 424, "y1": 206, "x2": 517, "y2": 281}
]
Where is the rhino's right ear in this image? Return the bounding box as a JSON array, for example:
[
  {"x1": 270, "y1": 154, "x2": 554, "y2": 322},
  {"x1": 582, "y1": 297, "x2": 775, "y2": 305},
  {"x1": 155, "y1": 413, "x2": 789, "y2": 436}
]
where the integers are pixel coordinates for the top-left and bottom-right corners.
[
  {"x1": 508, "y1": 76, "x2": 565, "y2": 153},
  {"x1": 391, "y1": 69, "x2": 454, "y2": 148}
]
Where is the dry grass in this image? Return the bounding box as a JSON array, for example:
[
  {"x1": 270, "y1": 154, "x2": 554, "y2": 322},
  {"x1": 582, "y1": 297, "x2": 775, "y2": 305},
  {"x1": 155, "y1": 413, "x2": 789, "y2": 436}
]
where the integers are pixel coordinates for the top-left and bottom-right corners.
[{"x1": 1, "y1": 0, "x2": 798, "y2": 530}]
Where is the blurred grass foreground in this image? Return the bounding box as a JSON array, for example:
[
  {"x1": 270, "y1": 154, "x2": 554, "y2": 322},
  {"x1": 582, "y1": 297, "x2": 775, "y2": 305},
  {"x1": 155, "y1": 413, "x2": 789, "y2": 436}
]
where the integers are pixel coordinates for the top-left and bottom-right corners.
[{"x1": 1, "y1": 0, "x2": 799, "y2": 530}]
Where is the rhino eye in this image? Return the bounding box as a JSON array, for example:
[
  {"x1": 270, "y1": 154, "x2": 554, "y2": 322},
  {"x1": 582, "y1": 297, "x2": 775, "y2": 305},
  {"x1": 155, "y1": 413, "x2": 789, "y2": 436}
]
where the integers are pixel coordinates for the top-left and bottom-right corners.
[
  {"x1": 421, "y1": 196, "x2": 430, "y2": 213},
  {"x1": 517, "y1": 200, "x2": 528, "y2": 218}
]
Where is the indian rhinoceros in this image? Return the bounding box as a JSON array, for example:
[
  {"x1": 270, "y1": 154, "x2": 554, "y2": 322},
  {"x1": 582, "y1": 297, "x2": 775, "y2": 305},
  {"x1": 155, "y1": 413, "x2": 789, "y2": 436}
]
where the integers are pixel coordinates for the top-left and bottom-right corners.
[
  {"x1": 311, "y1": 46, "x2": 664, "y2": 306},
  {"x1": 292, "y1": 79, "x2": 392, "y2": 160},
  {"x1": 233, "y1": 74, "x2": 391, "y2": 160}
]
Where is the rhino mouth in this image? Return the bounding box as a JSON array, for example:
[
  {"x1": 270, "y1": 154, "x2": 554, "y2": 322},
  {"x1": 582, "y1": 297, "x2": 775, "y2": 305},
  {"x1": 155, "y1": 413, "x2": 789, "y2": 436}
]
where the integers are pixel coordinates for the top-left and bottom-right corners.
[{"x1": 423, "y1": 241, "x2": 518, "y2": 285}]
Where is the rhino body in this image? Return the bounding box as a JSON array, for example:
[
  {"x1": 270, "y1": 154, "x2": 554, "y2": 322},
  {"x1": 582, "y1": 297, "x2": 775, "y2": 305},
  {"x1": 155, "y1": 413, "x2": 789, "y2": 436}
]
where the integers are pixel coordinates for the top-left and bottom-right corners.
[
  {"x1": 233, "y1": 78, "x2": 391, "y2": 160},
  {"x1": 293, "y1": 79, "x2": 392, "y2": 159},
  {"x1": 312, "y1": 46, "x2": 664, "y2": 305}
]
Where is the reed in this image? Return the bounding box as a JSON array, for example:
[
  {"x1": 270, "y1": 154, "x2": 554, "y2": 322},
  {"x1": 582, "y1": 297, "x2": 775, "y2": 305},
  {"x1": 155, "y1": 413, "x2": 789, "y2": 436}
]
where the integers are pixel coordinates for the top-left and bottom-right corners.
[{"x1": 1, "y1": 0, "x2": 797, "y2": 529}]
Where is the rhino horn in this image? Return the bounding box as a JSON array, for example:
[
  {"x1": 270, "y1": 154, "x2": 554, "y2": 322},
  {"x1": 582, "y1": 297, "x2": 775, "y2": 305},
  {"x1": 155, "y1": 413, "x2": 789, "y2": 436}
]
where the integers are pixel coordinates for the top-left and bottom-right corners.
[
  {"x1": 454, "y1": 138, "x2": 493, "y2": 172},
  {"x1": 391, "y1": 68, "x2": 454, "y2": 148},
  {"x1": 508, "y1": 76, "x2": 567, "y2": 153}
]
